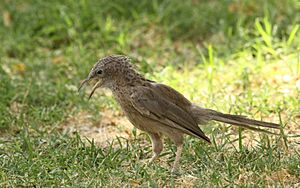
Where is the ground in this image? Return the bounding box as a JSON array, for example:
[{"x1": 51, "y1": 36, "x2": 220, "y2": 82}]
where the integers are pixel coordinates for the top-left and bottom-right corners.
[{"x1": 0, "y1": 0, "x2": 300, "y2": 187}]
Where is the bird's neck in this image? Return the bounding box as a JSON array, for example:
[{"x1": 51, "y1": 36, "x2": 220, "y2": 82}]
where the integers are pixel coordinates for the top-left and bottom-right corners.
[
  {"x1": 107, "y1": 72, "x2": 142, "y2": 92},
  {"x1": 119, "y1": 69, "x2": 147, "y2": 86}
]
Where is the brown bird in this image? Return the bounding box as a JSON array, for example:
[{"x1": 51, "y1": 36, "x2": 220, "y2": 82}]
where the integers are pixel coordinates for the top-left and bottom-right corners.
[{"x1": 78, "y1": 55, "x2": 280, "y2": 172}]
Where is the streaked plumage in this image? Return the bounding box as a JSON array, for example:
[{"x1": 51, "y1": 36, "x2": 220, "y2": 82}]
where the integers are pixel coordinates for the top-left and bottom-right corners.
[{"x1": 79, "y1": 55, "x2": 280, "y2": 172}]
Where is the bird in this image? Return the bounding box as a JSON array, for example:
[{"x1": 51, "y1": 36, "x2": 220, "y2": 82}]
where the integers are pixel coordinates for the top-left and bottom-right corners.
[{"x1": 78, "y1": 54, "x2": 280, "y2": 173}]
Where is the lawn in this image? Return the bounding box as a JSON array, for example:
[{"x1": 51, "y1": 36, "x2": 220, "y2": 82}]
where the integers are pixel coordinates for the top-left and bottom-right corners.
[{"x1": 0, "y1": 0, "x2": 300, "y2": 187}]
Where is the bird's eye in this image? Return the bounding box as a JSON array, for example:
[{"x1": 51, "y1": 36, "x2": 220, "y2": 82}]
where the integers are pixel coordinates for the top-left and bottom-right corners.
[{"x1": 97, "y1": 70, "x2": 103, "y2": 74}]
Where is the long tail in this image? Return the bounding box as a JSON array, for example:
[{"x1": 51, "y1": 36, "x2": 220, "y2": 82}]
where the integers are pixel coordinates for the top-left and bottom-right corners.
[{"x1": 192, "y1": 106, "x2": 280, "y2": 134}]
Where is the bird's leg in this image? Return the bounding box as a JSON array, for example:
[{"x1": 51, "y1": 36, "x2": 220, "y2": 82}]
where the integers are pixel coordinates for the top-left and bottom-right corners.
[
  {"x1": 165, "y1": 132, "x2": 184, "y2": 173},
  {"x1": 172, "y1": 144, "x2": 183, "y2": 173},
  {"x1": 148, "y1": 133, "x2": 163, "y2": 164}
]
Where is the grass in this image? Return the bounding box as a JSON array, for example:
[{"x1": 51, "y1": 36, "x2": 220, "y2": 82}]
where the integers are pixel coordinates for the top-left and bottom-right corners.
[{"x1": 1, "y1": 0, "x2": 300, "y2": 187}]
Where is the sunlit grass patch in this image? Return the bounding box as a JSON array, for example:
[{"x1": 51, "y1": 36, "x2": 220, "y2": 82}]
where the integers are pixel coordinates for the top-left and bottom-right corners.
[{"x1": 0, "y1": 0, "x2": 300, "y2": 187}]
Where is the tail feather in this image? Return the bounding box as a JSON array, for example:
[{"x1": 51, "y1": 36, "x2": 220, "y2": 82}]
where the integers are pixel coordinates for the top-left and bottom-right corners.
[
  {"x1": 210, "y1": 113, "x2": 280, "y2": 135},
  {"x1": 192, "y1": 106, "x2": 280, "y2": 133},
  {"x1": 213, "y1": 112, "x2": 280, "y2": 129}
]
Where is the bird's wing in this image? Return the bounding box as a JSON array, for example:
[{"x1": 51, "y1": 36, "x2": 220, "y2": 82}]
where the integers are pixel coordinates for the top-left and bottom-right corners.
[
  {"x1": 130, "y1": 86, "x2": 210, "y2": 143},
  {"x1": 150, "y1": 83, "x2": 192, "y2": 108}
]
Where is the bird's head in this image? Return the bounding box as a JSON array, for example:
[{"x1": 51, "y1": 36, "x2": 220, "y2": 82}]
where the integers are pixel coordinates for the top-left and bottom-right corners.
[{"x1": 78, "y1": 55, "x2": 136, "y2": 99}]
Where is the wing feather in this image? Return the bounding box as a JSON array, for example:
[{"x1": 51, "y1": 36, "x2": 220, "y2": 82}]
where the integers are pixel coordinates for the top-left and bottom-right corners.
[{"x1": 130, "y1": 86, "x2": 210, "y2": 143}]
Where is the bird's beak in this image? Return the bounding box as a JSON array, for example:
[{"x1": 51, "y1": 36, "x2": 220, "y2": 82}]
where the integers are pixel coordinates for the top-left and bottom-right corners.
[
  {"x1": 78, "y1": 78, "x2": 90, "y2": 92},
  {"x1": 88, "y1": 79, "x2": 102, "y2": 100}
]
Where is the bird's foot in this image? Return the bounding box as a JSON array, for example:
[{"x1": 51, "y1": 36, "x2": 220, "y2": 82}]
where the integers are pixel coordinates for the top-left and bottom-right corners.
[
  {"x1": 171, "y1": 168, "x2": 181, "y2": 176},
  {"x1": 147, "y1": 154, "x2": 159, "y2": 166}
]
